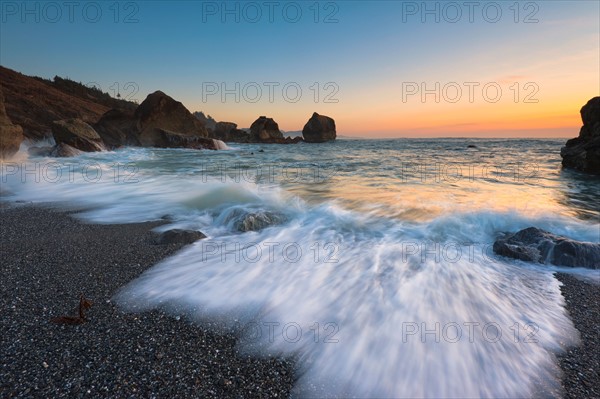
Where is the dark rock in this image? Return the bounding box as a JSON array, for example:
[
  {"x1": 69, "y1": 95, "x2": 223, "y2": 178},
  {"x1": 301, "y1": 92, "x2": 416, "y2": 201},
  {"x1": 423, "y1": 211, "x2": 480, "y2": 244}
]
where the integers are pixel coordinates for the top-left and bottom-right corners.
[
  {"x1": 51, "y1": 118, "x2": 105, "y2": 152},
  {"x1": 467, "y1": 144, "x2": 477, "y2": 148},
  {"x1": 135, "y1": 91, "x2": 208, "y2": 147},
  {"x1": 561, "y1": 97, "x2": 600, "y2": 175},
  {"x1": 212, "y1": 121, "x2": 253, "y2": 143},
  {"x1": 193, "y1": 111, "x2": 217, "y2": 131},
  {"x1": 302, "y1": 112, "x2": 336, "y2": 143},
  {"x1": 285, "y1": 136, "x2": 303, "y2": 144},
  {"x1": 27, "y1": 146, "x2": 54, "y2": 157},
  {"x1": 250, "y1": 116, "x2": 284, "y2": 143},
  {"x1": 93, "y1": 109, "x2": 140, "y2": 149},
  {"x1": 213, "y1": 121, "x2": 237, "y2": 139},
  {"x1": 236, "y1": 212, "x2": 286, "y2": 232},
  {"x1": 156, "y1": 129, "x2": 217, "y2": 150},
  {"x1": 228, "y1": 129, "x2": 253, "y2": 142},
  {"x1": 223, "y1": 208, "x2": 287, "y2": 232},
  {"x1": 155, "y1": 229, "x2": 207, "y2": 245},
  {"x1": 0, "y1": 85, "x2": 24, "y2": 158},
  {"x1": 50, "y1": 143, "x2": 83, "y2": 157},
  {"x1": 493, "y1": 227, "x2": 600, "y2": 269}
]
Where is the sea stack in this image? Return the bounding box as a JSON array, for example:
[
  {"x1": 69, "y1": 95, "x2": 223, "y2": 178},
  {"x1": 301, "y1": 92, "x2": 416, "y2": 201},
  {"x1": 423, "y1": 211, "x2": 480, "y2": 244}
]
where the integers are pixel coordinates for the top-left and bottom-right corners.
[
  {"x1": 250, "y1": 116, "x2": 284, "y2": 142},
  {"x1": 560, "y1": 96, "x2": 600, "y2": 175},
  {"x1": 302, "y1": 112, "x2": 336, "y2": 143}
]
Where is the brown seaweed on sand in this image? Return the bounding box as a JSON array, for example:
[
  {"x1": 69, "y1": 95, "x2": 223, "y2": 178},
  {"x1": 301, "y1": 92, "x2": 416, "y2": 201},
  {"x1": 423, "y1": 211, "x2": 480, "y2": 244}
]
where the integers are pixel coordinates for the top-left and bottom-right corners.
[{"x1": 50, "y1": 294, "x2": 93, "y2": 325}]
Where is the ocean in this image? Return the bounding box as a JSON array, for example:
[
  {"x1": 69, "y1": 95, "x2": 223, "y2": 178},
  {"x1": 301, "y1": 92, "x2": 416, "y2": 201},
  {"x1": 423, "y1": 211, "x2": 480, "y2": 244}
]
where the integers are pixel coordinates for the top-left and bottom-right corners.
[{"x1": 2, "y1": 138, "x2": 599, "y2": 397}]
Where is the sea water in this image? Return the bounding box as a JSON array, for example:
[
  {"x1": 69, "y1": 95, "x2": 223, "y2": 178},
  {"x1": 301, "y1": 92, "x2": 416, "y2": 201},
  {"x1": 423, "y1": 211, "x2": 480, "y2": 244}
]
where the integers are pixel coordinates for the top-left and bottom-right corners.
[{"x1": 2, "y1": 138, "x2": 599, "y2": 397}]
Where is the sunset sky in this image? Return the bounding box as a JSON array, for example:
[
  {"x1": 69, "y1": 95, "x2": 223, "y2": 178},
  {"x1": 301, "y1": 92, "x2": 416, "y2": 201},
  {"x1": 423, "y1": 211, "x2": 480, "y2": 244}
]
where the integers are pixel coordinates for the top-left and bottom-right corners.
[{"x1": 1, "y1": 1, "x2": 598, "y2": 137}]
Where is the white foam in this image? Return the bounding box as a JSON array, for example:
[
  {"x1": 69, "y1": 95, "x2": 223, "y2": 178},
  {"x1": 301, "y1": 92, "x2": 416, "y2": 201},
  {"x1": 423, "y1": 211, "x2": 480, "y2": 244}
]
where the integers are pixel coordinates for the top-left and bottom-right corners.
[
  {"x1": 212, "y1": 139, "x2": 231, "y2": 150},
  {"x1": 116, "y1": 207, "x2": 585, "y2": 398},
  {"x1": 2, "y1": 144, "x2": 597, "y2": 397}
]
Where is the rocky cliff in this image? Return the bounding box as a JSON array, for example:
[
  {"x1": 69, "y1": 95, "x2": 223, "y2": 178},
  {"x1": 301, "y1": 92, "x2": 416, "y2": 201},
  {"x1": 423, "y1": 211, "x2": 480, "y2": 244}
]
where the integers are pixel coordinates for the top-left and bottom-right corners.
[
  {"x1": 0, "y1": 66, "x2": 135, "y2": 140},
  {"x1": 0, "y1": 85, "x2": 24, "y2": 158},
  {"x1": 561, "y1": 97, "x2": 600, "y2": 175}
]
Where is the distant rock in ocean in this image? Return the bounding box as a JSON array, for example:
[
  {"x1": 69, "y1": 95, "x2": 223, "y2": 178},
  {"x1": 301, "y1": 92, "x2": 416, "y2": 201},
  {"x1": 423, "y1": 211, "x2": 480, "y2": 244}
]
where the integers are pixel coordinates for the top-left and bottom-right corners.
[
  {"x1": 193, "y1": 111, "x2": 217, "y2": 131},
  {"x1": 302, "y1": 112, "x2": 336, "y2": 143},
  {"x1": 210, "y1": 118, "x2": 302, "y2": 144},
  {"x1": 250, "y1": 116, "x2": 285, "y2": 142},
  {"x1": 561, "y1": 96, "x2": 600, "y2": 175},
  {"x1": 51, "y1": 118, "x2": 105, "y2": 152},
  {"x1": 0, "y1": 85, "x2": 23, "y2": 158},
  {"x1": 212, "y1": 121, "x2": 252, "y2": 143},
  {"x1": 493, "y1": 227, "x2": 600, "y2": 269}
]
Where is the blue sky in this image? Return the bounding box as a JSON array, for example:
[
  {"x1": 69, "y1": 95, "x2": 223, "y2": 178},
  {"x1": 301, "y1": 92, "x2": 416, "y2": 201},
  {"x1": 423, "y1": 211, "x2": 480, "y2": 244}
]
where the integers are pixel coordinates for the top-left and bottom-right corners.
[{"x1": 1, "y1": 1, "x2": 599, "y2": 136}]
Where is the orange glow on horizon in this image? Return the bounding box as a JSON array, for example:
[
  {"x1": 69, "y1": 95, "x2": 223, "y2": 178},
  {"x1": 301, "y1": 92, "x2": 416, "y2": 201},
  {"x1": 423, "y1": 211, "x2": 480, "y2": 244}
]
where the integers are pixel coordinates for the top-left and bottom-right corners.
[{"x1": 337, "y1": 97, "x2": 589, "y2": 137}]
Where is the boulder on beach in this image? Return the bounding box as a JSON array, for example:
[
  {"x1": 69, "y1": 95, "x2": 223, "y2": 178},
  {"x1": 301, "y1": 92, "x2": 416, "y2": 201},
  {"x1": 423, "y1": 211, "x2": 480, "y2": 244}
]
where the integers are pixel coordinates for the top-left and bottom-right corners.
[
  {"x1": 250, "y1": 116, "x2": 285, "y2": 143},
  {"x1": 51, "y1": 118, "x2": 105, "y2": 152},
  {"x1": 236, "y1": 211, "x2": 287, "y2": 232},
  {"x1": 93, "y1": 109, "x2": 140, "y2": 149},
  {"x1": 493, "y1": 227, "x2": 600, "y2": 269},
  {"x1": 156, "y1": 129, "x2": 218, "y2": 150},
  {"x1": 0, "y1": 85, "x2": 24, "y2": 158},
  {"x1": 560, "y1": 96, "x2": 600, "y2": 175},
  {"x1": 135, "y1": 91, "x2": 209, "y2": 147},
  {"x1": 155, "y1": 229, "x2": 207, "y2": 245},
  {"x1": 302, "y1": 112, "x2": 336, "y2": 143},
  {"x1": 221, "y1": 208, "x2": 287, "y2": 232}
]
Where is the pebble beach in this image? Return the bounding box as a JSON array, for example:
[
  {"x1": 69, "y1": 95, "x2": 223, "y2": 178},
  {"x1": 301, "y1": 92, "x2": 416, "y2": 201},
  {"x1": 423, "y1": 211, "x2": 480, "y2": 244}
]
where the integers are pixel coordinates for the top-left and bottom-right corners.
[{"x1": 0, "y1": 205, "x2": 295, "y2": 398}]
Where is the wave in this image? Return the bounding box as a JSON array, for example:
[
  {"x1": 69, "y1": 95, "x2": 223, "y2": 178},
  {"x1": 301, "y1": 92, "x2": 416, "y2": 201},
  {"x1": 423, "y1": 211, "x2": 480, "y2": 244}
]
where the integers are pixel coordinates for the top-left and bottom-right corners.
[
  {"x1": 115, "y1": 206, "x2": 591, "y2": 397},
  {"x1": 3, "y1": 144, "x2": 598, "y2": 397}
]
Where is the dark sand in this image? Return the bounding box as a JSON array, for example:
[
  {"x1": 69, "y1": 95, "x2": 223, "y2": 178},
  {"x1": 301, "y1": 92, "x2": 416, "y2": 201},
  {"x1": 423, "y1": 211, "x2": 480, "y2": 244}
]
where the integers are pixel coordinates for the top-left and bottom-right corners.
[
  {"x1": 555, "y1": 273, "x2": 600, "y2": 399},
  {"x1": 1, "y1": 204, "x2": 598, "y2": 398},
  {"x1": 0, "y1": 205, "x2": 295, "y2": 398}
]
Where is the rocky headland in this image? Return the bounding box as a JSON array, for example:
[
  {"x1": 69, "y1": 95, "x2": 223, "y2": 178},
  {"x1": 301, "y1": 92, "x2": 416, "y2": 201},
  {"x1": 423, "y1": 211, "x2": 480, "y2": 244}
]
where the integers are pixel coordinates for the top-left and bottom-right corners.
[
  {"x1": 561, "y1": 96, "x2": 600, "y2": 175},
  {"x1": 0, "y1": 66, "x2": 337, "y2": 158}
]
